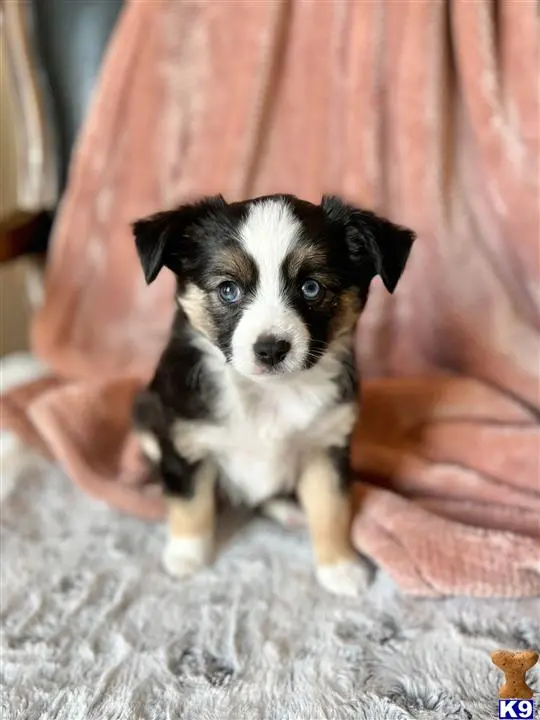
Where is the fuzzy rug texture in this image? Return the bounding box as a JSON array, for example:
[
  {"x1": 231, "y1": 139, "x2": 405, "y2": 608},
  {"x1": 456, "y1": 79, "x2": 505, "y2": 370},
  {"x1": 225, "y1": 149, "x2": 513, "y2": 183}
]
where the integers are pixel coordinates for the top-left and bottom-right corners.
[{"x1": 1, "y1": 449, "x2": 540, "y2": 720}]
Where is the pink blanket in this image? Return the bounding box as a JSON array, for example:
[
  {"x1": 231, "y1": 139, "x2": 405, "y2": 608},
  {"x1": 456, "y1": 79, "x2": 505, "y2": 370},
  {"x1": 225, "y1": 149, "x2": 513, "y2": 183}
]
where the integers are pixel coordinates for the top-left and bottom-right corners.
[{"x1": 2, "y1": 0, "x2": 539, "y2": 597}]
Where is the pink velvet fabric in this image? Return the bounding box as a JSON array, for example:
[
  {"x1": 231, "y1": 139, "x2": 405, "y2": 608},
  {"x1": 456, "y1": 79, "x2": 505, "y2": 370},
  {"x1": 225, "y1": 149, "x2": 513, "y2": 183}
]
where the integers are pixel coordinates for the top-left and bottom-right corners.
[{"x1": 2, "y1": 0, "x2": 539, "y2": 596}]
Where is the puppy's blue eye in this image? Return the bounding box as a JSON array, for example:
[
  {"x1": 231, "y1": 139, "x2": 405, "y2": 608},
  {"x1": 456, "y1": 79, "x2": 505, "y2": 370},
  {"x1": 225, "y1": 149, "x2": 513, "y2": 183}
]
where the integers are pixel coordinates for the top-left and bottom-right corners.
[
  {"x1": 301, "y1": 279, "x2": 322, "y2": 301},
  {"x1": 218, "y1": 281, "x2": 242, "y2": 304}
]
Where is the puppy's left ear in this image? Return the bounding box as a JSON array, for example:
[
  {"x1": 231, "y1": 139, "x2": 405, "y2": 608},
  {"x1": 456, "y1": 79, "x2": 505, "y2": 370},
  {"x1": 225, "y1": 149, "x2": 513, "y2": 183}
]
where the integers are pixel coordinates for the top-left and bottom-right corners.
[{"x1": 321, "y1": 195, "x2": 415, "y2": 293}]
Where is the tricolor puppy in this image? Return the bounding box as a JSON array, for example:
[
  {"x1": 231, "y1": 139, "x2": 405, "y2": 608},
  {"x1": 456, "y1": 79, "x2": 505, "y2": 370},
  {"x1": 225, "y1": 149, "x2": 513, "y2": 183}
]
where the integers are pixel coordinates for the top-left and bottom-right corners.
[{"x1": 132, "y1": 194, "x2": 414, "y2": 596}]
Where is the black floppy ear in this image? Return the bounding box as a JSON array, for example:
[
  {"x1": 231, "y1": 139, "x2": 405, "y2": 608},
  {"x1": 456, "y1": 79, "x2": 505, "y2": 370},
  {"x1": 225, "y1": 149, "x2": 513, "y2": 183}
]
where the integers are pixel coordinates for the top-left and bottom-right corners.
[
  {"x1": 132, "y1": 211, "x2": 177, "y2": 285},
  {"x1": 132, "y1": 195, "x2": 227, "y2": 285},
  {"x1": 321, "y1": 195, "x2": 415, "y2": 293}
]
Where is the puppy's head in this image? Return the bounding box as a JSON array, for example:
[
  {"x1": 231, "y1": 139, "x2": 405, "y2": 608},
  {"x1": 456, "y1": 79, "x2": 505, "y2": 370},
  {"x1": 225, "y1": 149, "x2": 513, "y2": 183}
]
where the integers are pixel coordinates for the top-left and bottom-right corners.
[{"x1": 133, "y1": 194, "x2": 415, "y2": 378}]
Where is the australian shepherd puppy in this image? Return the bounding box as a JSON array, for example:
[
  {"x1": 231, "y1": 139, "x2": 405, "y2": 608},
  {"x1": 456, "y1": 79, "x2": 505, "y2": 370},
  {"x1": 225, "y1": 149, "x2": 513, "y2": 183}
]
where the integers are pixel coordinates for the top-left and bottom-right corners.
[{"x1": 131, "y1": 194, "x2": 414, "y2": 596}]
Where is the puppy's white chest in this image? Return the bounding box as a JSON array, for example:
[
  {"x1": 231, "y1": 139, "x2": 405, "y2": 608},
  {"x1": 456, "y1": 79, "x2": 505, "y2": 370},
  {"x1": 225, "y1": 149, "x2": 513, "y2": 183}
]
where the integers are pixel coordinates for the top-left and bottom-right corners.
[
  {"x1": 219, "y1": 434, "x2": 295, "y2": 505},
  {"x1": 173, "y1": 371, "x2": 345, "y2": 506},
  {"x1": 216, "y1": 380, "x2": 325, "y2": 505}
]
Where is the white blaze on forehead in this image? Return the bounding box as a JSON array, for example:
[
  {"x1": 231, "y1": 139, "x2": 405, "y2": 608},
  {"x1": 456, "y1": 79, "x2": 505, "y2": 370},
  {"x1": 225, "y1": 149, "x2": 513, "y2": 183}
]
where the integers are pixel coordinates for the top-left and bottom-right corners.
[
  {"x1": 232, "y1": 199, "x2": 310, "y2": 375},
  {"x1": 238, "y1": 199, "x2": 301, "y2": 282}
]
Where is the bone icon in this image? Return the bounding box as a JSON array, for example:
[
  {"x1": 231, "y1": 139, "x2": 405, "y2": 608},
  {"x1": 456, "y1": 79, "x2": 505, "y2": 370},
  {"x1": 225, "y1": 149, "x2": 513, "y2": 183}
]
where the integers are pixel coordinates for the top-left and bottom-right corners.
[{"x1": 491, "y1": 650, "x2": 539, "y2": 700}]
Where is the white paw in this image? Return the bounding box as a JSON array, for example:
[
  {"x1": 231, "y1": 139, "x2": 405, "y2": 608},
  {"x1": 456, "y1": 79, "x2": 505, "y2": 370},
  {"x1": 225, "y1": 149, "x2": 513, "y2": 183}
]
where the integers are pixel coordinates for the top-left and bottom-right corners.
[
  {"x1": 261, "y1": 498, "x2": 306, "y2": 529},
  {"x1": 162, "y1": 535, "x2": 212, "y2": 578},
  {"x1": 316, "y1": 559, "x2": 370, "y2": 597}
]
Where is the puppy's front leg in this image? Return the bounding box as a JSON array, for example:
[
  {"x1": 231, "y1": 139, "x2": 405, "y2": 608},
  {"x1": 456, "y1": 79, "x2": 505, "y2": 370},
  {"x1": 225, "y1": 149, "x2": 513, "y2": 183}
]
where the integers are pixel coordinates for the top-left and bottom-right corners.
[
  {"x1": 160, "y1": 451, "x2": 217, "y2": 578},
  {"x1": 297, "y1": 449, "x2": 369, "y2": 596}
]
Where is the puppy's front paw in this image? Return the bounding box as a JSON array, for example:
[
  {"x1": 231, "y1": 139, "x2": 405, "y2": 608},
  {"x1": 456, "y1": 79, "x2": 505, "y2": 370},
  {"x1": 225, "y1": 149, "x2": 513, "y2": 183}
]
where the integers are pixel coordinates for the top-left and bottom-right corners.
[
  {"x1": 316, "y1": 559, "x2": 370, "y2": 597},
  {"x1": 162, "y1": 535, "x2": 213, "y2": 578}
]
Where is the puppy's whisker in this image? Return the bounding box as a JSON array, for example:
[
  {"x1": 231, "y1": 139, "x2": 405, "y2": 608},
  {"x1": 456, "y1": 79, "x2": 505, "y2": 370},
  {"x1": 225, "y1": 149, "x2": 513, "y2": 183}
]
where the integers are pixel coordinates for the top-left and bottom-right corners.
[{"x1": 306, "y1": 349, "x2": 326, "y2": 360}]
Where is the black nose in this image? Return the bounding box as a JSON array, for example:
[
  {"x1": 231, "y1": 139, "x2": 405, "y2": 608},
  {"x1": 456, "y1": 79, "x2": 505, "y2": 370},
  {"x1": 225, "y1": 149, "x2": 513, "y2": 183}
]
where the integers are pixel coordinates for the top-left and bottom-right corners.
[{"x1": 253, "y1": 335, "x2": 291, "y2": 367}]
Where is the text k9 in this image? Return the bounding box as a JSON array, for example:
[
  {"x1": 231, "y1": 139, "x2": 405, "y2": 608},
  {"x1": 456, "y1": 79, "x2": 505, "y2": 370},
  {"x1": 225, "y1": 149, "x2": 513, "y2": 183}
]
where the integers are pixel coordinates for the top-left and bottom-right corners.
[{"x1": 498, "y1": 699, "x2": 535, "y2": 719}]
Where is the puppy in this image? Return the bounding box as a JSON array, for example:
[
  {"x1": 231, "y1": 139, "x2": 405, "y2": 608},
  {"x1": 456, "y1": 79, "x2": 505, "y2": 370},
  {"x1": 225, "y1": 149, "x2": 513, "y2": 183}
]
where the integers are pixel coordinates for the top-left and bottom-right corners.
[{"x1": 131, "y1": 194, "x2": 414, "y2": 596}]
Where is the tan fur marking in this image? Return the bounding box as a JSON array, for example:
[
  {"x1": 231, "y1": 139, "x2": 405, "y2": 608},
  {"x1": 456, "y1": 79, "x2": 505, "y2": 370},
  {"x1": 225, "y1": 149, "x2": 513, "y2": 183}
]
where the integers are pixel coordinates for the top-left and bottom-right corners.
[
  {"x1": 287, "y1": 244, "x2": 327, "y2": 278},
  {"x1": 167, "y1": 460, "x2": 216, "y2": 539},
  {"x1": 330, "y1": 290, "x2": 361, "y2": 342},
  {"x1": 297, "y1": 453, "x2": 356, "y2": 566},
  {"x1": 180, "y1": 285, "x2": 215, "y2": 340},
  {"x1": 216, "y1": 246, "x2": 256, "y2": 285}
]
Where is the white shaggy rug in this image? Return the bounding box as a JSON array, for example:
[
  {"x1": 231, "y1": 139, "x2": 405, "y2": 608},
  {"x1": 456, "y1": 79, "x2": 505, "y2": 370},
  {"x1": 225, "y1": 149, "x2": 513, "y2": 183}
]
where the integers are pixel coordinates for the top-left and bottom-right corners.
[{"x1": 2, "y1": 443, "x2": 539, "y2": 720}]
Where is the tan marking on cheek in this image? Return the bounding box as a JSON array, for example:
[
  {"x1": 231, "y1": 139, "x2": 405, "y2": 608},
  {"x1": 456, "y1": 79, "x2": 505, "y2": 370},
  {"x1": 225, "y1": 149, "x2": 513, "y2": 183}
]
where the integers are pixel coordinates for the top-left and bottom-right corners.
[
  {"x1": 180, "y1": 285, "x2": 216, "y2": 340},
  {"x1": 297, "y1": 453, "x2": 356, "y2": 566},
  {"x1": 329, "y1": 290, "x2": 361, "y2": 342},
  {"x1": 167, "y1": 460, "x2": 216, "y2": 539}
]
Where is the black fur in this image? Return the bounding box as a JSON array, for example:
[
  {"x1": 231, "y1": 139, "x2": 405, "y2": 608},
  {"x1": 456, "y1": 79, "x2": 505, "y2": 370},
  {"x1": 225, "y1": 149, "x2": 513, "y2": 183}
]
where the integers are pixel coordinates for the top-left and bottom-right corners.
[
  {"x1": 159, "y1": 440, "x2": 201, "y2": 500},
  {"x1": 132, "y1": 195, "x2": 231, "y2": 286},
  {"x1": 132, "y1": 308, "x2": 219, "y2": 498},
  {"x1": 138, "y1": 309, "x2": 219, "y2": 424},
  {"x1": 320, "y1": 195, "x2": 415, "y2": 295},
  {"x1": 328, "y1": 440, "x2": 353, "y2": 492},
  {"x1": 334, "y1": 351, "x2": 359, "y2": 404}
]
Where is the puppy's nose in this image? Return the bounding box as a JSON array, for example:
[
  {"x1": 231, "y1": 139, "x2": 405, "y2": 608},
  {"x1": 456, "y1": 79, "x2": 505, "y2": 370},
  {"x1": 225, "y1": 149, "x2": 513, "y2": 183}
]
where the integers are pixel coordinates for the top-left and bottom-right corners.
[{"x1": 254, "y1": 335, "x2": 291, "y2": 367}]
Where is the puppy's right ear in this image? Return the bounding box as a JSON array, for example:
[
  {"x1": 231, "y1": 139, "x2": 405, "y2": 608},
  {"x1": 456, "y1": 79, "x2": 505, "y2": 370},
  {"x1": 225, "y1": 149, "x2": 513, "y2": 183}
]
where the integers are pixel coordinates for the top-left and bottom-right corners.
[
  {"x1": 132, "y1": 195, "x2": 227, "y2": 285},
  {"x1": 132, "y1": 210, "x2": 177, "y2": 285}
]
